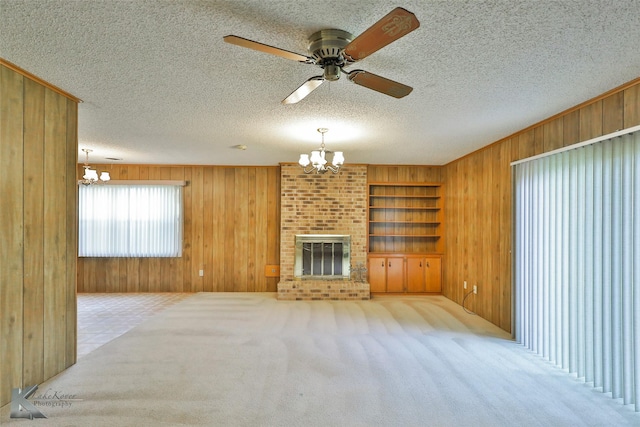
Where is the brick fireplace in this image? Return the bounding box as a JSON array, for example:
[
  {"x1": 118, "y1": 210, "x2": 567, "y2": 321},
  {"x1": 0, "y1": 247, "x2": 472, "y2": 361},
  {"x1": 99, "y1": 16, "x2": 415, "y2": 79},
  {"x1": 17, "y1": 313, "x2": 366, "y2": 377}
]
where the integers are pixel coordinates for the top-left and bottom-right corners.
[{"x1": 277, "y1": 164, "x2": 370, "y2": 300}]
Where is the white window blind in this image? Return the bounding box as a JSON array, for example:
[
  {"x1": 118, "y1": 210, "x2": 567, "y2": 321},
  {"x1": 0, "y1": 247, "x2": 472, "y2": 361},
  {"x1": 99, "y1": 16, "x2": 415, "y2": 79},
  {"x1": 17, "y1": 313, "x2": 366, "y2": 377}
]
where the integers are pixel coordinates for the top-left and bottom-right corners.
[
  {"x1": 514, "y1": 129, "x2": 640, "y2": 411},
  {"x1": 79, "y1": 185, "x2": 183, "y2": 257}
]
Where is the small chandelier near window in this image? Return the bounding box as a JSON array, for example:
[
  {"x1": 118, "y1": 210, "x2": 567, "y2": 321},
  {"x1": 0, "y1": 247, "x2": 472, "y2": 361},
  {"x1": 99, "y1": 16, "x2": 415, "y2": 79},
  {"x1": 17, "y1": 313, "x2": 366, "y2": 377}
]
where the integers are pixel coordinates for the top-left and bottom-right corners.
[
  {"x1": 80, "y1": 148, "x2": 110, "y2": 185},
  {"x1": 298, "y1": 128, "x2": 344, "y2": 174}
]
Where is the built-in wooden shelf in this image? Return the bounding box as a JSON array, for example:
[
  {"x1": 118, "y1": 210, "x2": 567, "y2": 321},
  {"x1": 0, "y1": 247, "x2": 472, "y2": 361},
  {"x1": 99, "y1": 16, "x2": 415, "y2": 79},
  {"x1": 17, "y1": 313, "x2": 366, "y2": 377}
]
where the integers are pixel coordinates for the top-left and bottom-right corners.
[
  {"x1": 367, "y1": 182, "x2": 445, "y2": 294},
  {"x1": 367, "y1": 182, "x2": 444, "y2": 254}
]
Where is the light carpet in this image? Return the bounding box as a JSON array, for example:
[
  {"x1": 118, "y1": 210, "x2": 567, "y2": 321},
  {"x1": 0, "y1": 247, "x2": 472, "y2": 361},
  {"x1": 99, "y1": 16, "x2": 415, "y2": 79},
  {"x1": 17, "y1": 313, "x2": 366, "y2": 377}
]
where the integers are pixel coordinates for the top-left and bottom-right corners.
[{"x1": 2, "y1": 293, "x2": 638, "y2": 426}]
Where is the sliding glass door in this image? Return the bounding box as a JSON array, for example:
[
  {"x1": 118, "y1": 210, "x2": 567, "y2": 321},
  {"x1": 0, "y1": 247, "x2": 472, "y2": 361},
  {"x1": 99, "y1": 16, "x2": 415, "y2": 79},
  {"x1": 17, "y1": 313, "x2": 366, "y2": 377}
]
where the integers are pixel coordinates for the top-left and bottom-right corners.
[{"x1": 513, "y1": 129, "x2": 640, "y2": 411}]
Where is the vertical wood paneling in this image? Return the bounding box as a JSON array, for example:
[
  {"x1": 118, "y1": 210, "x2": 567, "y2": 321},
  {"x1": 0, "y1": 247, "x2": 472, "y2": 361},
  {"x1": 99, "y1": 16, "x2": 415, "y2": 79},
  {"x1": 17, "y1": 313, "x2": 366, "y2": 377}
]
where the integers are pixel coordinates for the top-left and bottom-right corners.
[
  {"x1": 235, "y1": 168, "x2": 249, "y2": 292},
  {"x1": 212, "y1": 168, "x2": 226, "y2": 291},
  {"x1": 247, "y1": 168, "x2": 257, "y2": 291},
  {"x1": 22, "y1": 78, "x2": 45, "y2": 385},
  {"x1": 443, "y1": 79, "x2": 640, "y2": 333},
  {"x1": 76, "y1": 165, "x2": 281, "y2": 294},
  {"x1": 224, "y1": 168, "x2": 236, "y2": 292},
  {"x1": 579, "y1": 101, "x2": 603, "y2": 141},
  {"x1": 43, "y1": 88, "x2": 68, "y2": 378},
  {"x1": 254, "y1": 168, "x2": 268, "y2": 291},
  {"x1": 182, "y1": 167, "x2": 193, "y2": 292},
  {"x1": 602, "y1": 92, "x2": 624, "y2": 134},
  {"x1": 266, "y1": 167, "x2": 280, "y2": 291},
  {"x1": 563, "y1": 110, "x2": 581, "y2": 147},
  {"x1": 543, "y1": 118, "x2": 563, "y2": 152},
  {"x1": 441, "y1": 164, "x2": 454, "y2": 299},
  {"x1": 64, "y1": 98, "x2": 77, "y2": 368},
  {"x1": 624, "y1": 84, "x2": 640, "y2": 127},
  {"x1": 480, "y1": 148, "x2": 493, "y2": 320},
  {"x1": 489, "y1": 144, "x2": 502, "y2": 323},
  {"x1": 191, "y1": 167, "x2": 204, "y2": 292},
  {"x1": 0, "y1": 65, "x2": 25, "y2": 406},
  {"x1": 169, "y1": 167, "x2": 185, "y2": 291},
  {"x1": 511, "y1": 129, "x2": 534, "y2": 162},
  {"x1": 202, "y1": 167, "x2": 215, "y2": 292},
  {"x1": 498, "y1": 140, "x2": 512, "y2": 332},
  {"x1": 1, "y1": 63, "x2": 79, "y2": 407}
]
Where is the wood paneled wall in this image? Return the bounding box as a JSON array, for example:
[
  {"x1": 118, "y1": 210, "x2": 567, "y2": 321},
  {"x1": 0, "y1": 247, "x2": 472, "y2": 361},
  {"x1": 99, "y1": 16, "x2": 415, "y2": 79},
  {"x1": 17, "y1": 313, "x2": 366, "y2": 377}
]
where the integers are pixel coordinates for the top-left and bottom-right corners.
[
  {"x1": 367, "y1": 165, "x2": 442, "y2": 183},
  {"x1": 0, "y1": 62, "x2": 78, "y2": 407},
  {"x1": 442, "y1": 78, "x2": 640, "y2": 333},
  {"x1": 77, "y1": 165, "x2": 281, "y2": 293}
]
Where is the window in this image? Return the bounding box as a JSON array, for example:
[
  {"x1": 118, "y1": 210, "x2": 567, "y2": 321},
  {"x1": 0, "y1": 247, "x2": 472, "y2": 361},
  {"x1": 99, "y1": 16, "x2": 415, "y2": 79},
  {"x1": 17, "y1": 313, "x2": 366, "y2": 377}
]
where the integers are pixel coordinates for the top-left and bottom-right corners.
[{"x1": 79, "y1": 185, "x2": 183, "y2": 257}]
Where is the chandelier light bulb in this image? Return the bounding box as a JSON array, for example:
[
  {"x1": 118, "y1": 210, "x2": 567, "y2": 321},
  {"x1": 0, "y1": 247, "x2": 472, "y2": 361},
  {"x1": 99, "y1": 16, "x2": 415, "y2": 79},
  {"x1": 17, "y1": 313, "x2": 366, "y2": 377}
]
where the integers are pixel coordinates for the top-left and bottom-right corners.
[
  {"x1": 332, "y1": 151, "x2": 344, "y2": 165},
  {"x1": 298, "y1": 154, "x2": 310, "y2": 167}
]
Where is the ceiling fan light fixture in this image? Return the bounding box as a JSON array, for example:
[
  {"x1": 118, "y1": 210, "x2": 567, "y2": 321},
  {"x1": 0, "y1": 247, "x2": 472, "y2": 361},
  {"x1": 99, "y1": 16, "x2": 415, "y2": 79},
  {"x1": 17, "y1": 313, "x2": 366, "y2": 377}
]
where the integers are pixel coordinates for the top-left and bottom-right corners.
[
  {"x1": 323, "y1": 64, "x2": 341, "y2": 81},
  {"x1": 225, "y1": 7, "x2": 419, "y2": 104}
]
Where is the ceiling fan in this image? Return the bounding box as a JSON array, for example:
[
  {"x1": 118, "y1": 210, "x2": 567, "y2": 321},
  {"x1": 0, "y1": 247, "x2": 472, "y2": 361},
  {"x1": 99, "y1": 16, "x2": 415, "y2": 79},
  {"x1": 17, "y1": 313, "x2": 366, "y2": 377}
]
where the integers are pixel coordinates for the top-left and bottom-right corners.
[{"x1": 223, "y1": 7, "x2": 420, "y2": 104}]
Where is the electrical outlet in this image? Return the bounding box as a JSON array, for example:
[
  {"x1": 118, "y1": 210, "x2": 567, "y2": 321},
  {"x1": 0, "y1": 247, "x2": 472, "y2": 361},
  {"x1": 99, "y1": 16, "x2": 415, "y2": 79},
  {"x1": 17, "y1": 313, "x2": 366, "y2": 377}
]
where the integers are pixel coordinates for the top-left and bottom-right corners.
[
  {"x1": 464, "y1": 281, "x2": 467, "y2": 289},
  {"x1": 199, "y1": 269, "x2": 204, "y2": 277},
  {"x1": 473, "y1": 285, "x2": 478, "y2": 295}
]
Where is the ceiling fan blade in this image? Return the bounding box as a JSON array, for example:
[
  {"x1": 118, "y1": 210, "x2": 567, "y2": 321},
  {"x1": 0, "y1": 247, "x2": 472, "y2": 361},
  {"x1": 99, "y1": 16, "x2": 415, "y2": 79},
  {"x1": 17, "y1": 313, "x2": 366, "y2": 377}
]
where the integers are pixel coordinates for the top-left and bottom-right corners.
[
  {"x1": 343, "y1": 7, "x2": 420, "y2": 62},
  {"x1": 282, "y1": 76, "x2": 325, "y2": 104},
  {"x1": 223, "y1": 35, "x2": 313, "y2": 63},
  {"x1": 347, "y1": 70, "x2": 413, "y2": 98}
]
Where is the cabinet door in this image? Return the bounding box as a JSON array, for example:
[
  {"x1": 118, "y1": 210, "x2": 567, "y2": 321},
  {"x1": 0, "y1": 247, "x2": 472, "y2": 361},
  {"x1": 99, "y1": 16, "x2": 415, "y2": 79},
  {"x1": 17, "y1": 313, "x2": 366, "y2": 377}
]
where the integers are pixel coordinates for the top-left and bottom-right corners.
[
  {"x1": 407, "y1": 257, "x2": 425, "y2": 292},
  {"x1": 368, "y1": 257, "x2": 387, "y2": 292},
  {"x1": 425, "y1": 256, "x2": 442, "y2": 292},
  {"x1": 386, "y1": 257, "x2": 405, "y2": 292}
]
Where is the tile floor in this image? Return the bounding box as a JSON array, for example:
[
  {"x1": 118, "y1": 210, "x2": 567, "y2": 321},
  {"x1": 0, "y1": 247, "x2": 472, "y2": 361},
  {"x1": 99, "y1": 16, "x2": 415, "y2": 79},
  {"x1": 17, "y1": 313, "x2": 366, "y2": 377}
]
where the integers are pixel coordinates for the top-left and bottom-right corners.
[{"x1": 77, "y1": 293, "x2": 192, "y2": 359}]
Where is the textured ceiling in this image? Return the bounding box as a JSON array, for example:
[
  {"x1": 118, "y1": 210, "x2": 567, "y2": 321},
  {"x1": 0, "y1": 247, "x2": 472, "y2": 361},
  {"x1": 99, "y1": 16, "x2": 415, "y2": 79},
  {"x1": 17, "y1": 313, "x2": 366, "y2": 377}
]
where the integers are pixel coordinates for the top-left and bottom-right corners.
[{"x1": 1, "y1": 0, "x2": 639, "y2": 166}]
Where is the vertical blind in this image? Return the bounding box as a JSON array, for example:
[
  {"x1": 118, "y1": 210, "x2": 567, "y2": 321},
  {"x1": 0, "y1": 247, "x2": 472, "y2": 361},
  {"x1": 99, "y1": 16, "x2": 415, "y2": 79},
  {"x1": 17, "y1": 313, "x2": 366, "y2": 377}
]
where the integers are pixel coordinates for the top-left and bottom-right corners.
[
  {"x1": 514, "y1": 130, "x2": 640, "y2": 410},
  {"x1": 79, "y1": 185, "x2": 183, "y2": 257}
]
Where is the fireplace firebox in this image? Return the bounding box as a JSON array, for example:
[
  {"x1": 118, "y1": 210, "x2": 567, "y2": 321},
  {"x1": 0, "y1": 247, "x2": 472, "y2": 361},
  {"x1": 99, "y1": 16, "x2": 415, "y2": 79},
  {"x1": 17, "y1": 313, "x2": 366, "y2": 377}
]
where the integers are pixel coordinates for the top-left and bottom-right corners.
[{"x1": 294, "y1": 234, "x2": 351, "y2": 280}]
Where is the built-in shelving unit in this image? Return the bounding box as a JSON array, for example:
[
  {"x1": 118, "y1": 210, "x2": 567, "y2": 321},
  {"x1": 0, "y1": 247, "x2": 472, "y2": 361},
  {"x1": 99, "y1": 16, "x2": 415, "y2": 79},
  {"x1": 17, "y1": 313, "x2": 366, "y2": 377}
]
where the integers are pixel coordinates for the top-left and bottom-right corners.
[
  {"x1": 367, "y1": 182, "x2": 444, "y2": 293},
  {"x1": 367, "y1": 182, "x2": 443, "y2": 254}
]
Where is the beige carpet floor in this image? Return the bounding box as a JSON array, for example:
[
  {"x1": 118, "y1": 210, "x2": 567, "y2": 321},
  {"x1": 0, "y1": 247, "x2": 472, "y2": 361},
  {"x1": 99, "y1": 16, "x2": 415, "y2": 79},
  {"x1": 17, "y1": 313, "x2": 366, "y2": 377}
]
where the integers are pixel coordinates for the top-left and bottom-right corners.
[{"x1": 2, "y1": 293, "x2": 638, "y2": 426}]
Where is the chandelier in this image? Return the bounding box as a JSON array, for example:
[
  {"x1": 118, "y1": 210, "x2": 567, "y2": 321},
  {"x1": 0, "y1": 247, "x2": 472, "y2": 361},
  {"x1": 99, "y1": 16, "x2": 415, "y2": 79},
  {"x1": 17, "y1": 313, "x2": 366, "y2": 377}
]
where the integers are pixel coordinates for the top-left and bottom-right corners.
[
  {"x1": 298, "y1": 128, "x2": 344, "y2": 174},
  {"x1": 80, "y1": 148, "x2": 111, "y2": 185}
]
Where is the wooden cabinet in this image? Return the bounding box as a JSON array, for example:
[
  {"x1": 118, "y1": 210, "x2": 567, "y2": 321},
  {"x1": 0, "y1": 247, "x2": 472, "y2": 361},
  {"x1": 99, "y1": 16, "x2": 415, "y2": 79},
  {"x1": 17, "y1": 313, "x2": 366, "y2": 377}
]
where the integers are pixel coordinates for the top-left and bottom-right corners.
[
  {"x1": 368, "y1": 257, "x2": 387, "y2": 292},
  {"x1": 407, "y1": 257, "x2": 426, "y2": 292},
  {"x1": 407, "y1": 256, "x2": 442, "y2": 293},
  {"x1": 424, "y1": 256, "x2": 442, "y2": 293},
  {"x1": 368, "y1": 254, "x2": 441, "y2": 293},
  {"x1": 386, "y1": 257, "x2": 405, "y2": 293},
  {"x1": 368, "y1": 256, "x2": 405, "y2": 292}
]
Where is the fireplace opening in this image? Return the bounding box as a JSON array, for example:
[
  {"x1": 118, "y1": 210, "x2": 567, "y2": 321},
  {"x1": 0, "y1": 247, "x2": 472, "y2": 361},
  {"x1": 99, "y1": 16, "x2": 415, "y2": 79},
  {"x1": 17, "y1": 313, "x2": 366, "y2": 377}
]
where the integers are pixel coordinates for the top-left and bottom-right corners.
[{"x1": 294, "y1": 235, "x2": 350, "y2": 280}]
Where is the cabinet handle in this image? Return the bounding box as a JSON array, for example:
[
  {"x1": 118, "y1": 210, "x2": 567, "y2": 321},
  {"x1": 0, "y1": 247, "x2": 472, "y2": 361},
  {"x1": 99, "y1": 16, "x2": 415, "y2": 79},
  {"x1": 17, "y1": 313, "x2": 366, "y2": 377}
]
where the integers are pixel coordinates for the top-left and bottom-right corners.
[
  {"x1": 388, "y1": 261, "x2": 391, "y2": 267},
  {"x1": 419, "y1": 261, "x2": 422, "y2": 267},
  {"x1": 381, "y1": 261, "x2": 384, "y2": 267},
  {"x1": 426, "y1": 261, "x2": 430, "y2": 268}
]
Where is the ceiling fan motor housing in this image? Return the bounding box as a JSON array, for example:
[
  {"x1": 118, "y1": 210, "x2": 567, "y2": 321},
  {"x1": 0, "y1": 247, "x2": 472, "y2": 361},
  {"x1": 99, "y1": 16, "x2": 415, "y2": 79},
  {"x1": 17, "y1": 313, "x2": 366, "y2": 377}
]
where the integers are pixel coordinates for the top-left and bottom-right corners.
[{"x1": 308, "y1": 29, "x2": 353, "y2": 81}]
